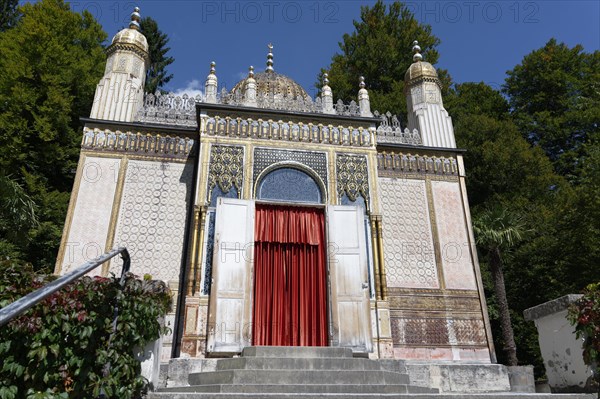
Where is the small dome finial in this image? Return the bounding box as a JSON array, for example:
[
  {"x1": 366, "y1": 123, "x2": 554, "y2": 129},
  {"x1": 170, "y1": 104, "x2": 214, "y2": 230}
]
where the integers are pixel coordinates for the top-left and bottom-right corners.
[
  {"x1": 266, "y1": 43, "x2": 274, "y2": 73},
  {"x1": 129, "y1": 7, "x2": 141, "y2": 30},
  {"x1": 412, "y1": 40, "x2": 423, "y2": 62},
  {"x1": 323, "y1": 72, "x2": 329, "y2": 86},
  {"x1": 209, "y1": 61, "x2": 216, "y2": 74},
  {"x1": 359, "y1": 76, "x2": 366, "y2": 89},
  {"x1": 248, "y1": 65, "x2": 255, "y2": 78}
]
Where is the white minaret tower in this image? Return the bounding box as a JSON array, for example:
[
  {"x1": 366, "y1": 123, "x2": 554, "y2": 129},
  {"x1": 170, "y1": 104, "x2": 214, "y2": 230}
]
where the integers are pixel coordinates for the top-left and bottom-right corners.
[
  {"x1": 404, "y1": 41, "x2": 456, "y2": 148},
  {"x1": 90, "y1": 7, "x2": 149, "y2": 122}
]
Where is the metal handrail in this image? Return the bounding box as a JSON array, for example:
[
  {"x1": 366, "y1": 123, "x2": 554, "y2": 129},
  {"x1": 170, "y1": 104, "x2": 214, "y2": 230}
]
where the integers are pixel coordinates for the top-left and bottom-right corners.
[{"x1": 0, "y1": 247, "x2": 130, "y2": 327}]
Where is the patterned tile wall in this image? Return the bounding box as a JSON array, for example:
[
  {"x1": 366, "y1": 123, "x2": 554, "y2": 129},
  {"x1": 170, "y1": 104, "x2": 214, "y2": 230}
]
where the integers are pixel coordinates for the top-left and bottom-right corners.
[
  {"x1": 379, "y1": 177, "x2": 438, "y2": 289},
  {"x1": 111, "y1": 160, "x2": 194, "y2": 282}
]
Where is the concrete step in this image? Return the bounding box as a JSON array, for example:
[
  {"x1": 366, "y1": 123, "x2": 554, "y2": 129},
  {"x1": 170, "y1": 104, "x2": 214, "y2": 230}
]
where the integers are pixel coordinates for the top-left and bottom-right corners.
[
  {"x1": 189, "y1": 369, "x2": 410, "y2": 386},
  {"x1": 241, "y1": 346, "x2": 354, "y2": 358},
  {"x1": 157, "y1": 384, "x2": 438, "y2": 394},
  {"x1": 148, "y1": 393, "x2": 596, "y2": 399},
  {"x1": 216, "y1": 357, "x2": 384, "y2": 371}
]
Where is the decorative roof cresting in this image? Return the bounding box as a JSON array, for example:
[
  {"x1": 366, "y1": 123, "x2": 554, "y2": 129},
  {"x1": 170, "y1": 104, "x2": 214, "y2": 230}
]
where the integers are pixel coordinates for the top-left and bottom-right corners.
[{"x1": 136, "y1": 43, "x2": 420, "y2": 130}]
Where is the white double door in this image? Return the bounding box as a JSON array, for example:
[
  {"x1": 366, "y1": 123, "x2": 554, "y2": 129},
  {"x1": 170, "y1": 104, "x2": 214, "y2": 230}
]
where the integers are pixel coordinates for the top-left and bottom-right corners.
[{"x1": 206, "y1": 198, "x2": 372, "y2": 355}]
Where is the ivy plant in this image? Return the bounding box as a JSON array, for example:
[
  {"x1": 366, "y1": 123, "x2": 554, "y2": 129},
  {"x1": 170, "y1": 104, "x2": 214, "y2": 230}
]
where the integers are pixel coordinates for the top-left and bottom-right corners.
[{"x1": 0, "y1": 259, "x2": 172, "y2": 399}]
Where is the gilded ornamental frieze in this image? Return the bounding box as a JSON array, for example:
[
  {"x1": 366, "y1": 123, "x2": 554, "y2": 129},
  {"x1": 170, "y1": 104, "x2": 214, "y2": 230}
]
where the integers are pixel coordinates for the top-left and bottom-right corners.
[
  {"x1": 388, "y1": 294, "x2": 481, "y2": 313},
  {"x1": 377, "y1": 150, "x2": 458, "y2": 177},
  {"x1": 81, "y1": 127, "x2": 195, "y2": 159},
  {"x1": 201, "y1": 115, "x2": 373, "y2": 148}
]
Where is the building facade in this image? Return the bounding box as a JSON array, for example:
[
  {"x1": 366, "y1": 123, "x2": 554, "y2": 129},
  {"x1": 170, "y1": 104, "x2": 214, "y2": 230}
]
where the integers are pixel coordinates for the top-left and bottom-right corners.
[{"x1": 56, "y1": 9, "x2": 495, "y2": 363}]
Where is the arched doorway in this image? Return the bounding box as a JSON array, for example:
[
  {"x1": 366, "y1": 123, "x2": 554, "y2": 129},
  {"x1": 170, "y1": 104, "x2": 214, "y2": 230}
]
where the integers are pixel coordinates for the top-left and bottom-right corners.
[
  {"x1": 253, "y1": 167, "x2": 328, "y2": 346},
  {"x1": 207, "y1": 169, "x2": 372, "y2": 355}
]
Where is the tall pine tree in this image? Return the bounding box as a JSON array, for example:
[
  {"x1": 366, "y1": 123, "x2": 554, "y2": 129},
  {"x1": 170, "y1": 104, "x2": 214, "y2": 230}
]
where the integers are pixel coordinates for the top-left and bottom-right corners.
[
  {"x1": 140, "y1": 16, "x2": 174, "y2": 94},
  {"x1": 320, "y1": 0, "x2": 451, "y2": 119}
]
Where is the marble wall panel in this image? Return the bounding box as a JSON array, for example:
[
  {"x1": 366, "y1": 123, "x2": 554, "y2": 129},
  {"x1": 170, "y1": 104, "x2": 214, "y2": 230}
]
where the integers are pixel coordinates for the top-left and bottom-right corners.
[
  {"x1": 61, "y1": 156, "x2": 119, "y2": 274},
  {"x1": 431, "y1": 181, "x2": 477, "y2": 290},
  {"x1": 378, "y1": 177, "x2": 438, "y2": 289}
]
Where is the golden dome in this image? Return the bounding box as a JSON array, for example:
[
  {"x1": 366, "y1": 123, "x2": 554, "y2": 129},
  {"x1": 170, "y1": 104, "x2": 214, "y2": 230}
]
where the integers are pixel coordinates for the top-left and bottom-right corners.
[
  {"x1": 404, "y1": 40, "x2": 439, "y2": 85},
  {"x1": 110, "y1": 7, "x2": 148, "y2": 53},
  {"x1": 230, "y1": 71, "x2": 311, "y2": 101},
  {"x1": 404, "y1": 61, "x2": 438, "y2": 82},
  {"x1": 111, "y1": 29, "x2": 148, "y2": 52}
]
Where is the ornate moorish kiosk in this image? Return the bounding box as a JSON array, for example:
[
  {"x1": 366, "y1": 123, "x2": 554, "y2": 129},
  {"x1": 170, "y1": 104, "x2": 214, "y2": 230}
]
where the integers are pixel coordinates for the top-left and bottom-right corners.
[{"x1": 56, "y1": 9, "x2": 516, "y2": 393}]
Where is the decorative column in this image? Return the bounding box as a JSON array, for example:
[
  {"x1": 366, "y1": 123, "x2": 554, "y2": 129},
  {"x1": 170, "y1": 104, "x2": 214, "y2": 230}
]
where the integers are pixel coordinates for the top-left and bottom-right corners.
[
  {"x1": 181, "y1": 205, "x2": 210, "y2": 358},
  {"x1": 358, "y1": 76, "x2": 373, "y2": 117},
  {"x1": 243, "y1": 66, "x2": 257, "y2": 107},
  {"x1": 204, "y1": 62, "x2": 218, "y2": 103},
  {"x1": 321, "y1": 73, "x2": 335, "y2": 115}
]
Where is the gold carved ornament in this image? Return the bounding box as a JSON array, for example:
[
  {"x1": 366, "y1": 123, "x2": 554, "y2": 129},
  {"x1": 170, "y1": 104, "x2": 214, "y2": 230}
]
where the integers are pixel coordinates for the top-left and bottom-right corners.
[
  {"x1": 336, "y1": 154, "x2": 370, "y2": 207},
  {"x1": 207, "y1": 145, "x2": 244, "y2": 201}
]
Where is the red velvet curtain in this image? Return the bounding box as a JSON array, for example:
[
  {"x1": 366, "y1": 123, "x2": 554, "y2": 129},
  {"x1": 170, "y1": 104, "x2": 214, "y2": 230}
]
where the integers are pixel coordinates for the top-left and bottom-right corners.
[{"x1": 253, "y1": 205, "x2": 328, "y2": 346}]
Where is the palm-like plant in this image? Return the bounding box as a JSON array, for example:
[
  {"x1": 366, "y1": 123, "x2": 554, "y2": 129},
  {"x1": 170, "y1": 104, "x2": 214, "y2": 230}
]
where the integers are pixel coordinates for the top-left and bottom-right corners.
[
  {"x1": 473, "y1": 205, "x2": 526, "y2": 366},
  {"x1": 0, "y1": 173, "x2": 38, "y2": 242}
]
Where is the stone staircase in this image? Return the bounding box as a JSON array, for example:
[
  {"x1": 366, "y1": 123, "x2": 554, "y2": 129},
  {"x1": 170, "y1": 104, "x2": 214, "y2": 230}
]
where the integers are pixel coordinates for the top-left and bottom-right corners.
[{"x1": 148, "y1": 346, "x2": 596, "y2": 399}]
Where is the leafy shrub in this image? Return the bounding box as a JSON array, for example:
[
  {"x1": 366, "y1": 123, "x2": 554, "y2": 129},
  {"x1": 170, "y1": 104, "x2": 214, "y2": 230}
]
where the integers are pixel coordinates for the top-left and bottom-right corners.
[
  {"x1": 0, "y1": 259, "x2": 172, "y2": 399},
  {"x1": 568, "y1": 282, "x2": 600, "y2": 395}
]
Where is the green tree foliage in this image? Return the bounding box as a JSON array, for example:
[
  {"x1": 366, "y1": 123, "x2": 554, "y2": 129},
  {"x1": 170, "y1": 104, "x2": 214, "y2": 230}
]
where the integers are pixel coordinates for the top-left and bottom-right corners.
[
  {"x1": 500, "y1": 42, "x2": 600, "y2": 371},
  {"x1": 0, "y1": 0, "x2": 19, "y2": 31},
  {"x1": 504, "y1": 39, "x2": 600, "y2": 178},
  {"x1": 140, "y1": 16, "x2": 174, "y2": 94},
  {"x1": 518, "y1": 140, "x2": 600, "y2": 304},
  {"x1": 0, "y1": 259, "x2": 172, "y2": 398},
  {"x1": 445, "y1": 82, "x2": 561, "y2": 207},
  {"x1": 0, "y1": 0, "x2": 106, "y2": 270},
  {"x1": 321, "y1": 0, "x2": 451, "y2": 119}
]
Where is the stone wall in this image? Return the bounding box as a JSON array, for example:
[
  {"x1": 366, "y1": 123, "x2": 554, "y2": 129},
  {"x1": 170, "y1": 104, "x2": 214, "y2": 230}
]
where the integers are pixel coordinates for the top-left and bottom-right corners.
[{"x1": 376, "y1": 149, "x2": 491, "y2": 362}]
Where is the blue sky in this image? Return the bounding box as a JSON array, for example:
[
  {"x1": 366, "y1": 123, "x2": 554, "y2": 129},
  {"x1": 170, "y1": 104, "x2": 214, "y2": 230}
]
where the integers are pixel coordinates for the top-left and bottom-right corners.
[{"x1": 66, "y1": 1, "x2": 599, "y2": 101}]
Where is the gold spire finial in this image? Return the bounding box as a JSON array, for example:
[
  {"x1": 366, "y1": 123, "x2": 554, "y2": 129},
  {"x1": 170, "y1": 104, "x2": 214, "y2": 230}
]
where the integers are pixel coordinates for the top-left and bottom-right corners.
[
  {"x1": 129, "y1": 7, "x2": 141, "y2": 30},
  {"x1": 412, "y1": 40, "x2": 423, "y2": 62},
  {"x1": 266, "y1": 43, "x2": 274, "y2": 73}
]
